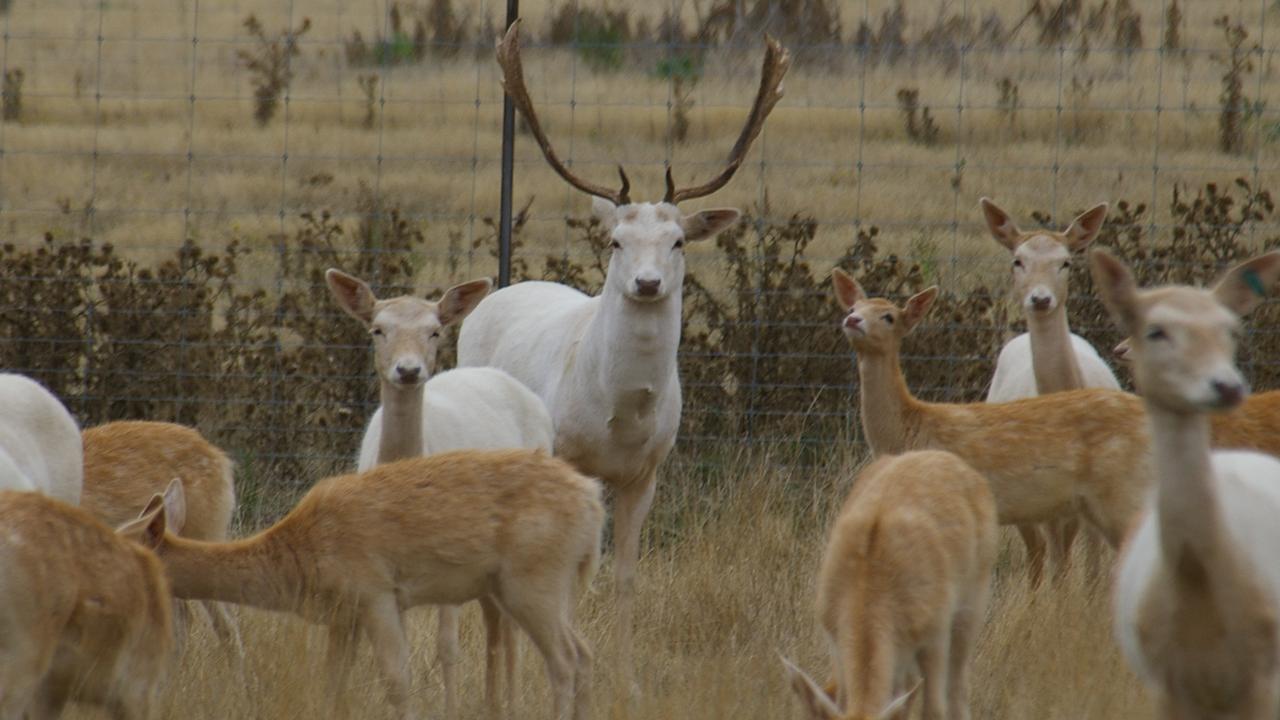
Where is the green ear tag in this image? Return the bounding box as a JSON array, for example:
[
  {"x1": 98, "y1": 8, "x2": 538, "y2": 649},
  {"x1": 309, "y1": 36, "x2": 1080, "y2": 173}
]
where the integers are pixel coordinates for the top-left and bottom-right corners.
[{"x1": 1243, "y1": 268, "x2": 1267, "y2": 298}]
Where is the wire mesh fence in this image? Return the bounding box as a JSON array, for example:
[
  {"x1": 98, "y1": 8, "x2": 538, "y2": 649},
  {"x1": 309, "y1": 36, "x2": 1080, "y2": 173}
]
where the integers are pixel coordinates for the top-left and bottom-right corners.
[{"x1": 1, "y1": 0, "x2": 1277, "y2": 494}]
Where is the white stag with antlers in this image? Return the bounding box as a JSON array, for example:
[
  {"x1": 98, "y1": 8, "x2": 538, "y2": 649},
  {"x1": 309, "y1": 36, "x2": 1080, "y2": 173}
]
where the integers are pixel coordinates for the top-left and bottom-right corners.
[{"x1": 458, "y1": 21, "x2": 791, "y2": 685}]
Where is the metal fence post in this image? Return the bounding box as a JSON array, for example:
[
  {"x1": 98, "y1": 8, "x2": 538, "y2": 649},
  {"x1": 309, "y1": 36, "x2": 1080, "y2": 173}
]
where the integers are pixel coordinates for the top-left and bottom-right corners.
[{"x1": 497, "y1": 0, "x2": 519, "y2": 288}]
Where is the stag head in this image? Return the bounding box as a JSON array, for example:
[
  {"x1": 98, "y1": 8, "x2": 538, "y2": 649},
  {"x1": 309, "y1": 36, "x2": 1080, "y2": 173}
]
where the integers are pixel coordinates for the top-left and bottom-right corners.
[{"x1": 497, "y1": 21, "x2": 791, "y2": 302}]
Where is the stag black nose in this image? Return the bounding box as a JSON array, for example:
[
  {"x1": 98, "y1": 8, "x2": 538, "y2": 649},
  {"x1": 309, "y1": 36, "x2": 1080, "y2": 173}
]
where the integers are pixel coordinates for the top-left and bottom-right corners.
[
  {"x1": 635, "y1": 278, "x2": 662, "y2": 297},
  {"x1": 395, "y1": 365, "x2": 422, "y2": 383},
  {"x1": 1211, "y1": 379, "x2": 1245, "y2": 408}
]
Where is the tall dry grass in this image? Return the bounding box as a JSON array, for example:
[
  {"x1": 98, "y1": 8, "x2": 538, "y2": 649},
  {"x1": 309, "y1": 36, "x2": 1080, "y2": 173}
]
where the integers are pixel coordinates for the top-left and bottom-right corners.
[{"x1": 62, "y1": 446, "x2": 1150, "y2": 719}]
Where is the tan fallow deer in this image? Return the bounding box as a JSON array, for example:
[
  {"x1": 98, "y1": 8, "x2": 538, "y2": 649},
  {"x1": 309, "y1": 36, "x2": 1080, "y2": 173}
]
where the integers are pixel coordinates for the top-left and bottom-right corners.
[
  {"x1": 458, "y1": 21, "x2": 791, "y2": 689},
  {"x1": 830, "y1": 268, "x2": 1153, "y2": 551},
  {"x1": 1112, "y1": 252, "x2": 1280, "y2": 464},
  {"x1": 1093, "y1": 248, "x2": 1280, "y2": 720},
  {"x1": 138, "y1": 449, "x2": 603, "y2": 720},
  {"x1": 326, "y1": 268, "x2": 555, "y2": 720},
  {"x1": 0, "y1": 490, "x2": 173, "y2": 720},
  {"x1": 783, "y1": 450, "x2": 997, "y2": 720},
  {"x1": 80, "y1": 420, "x2": 242, "y2": 657},
  {"x1": 981, "y1": 197, "x2": 1119, "y2": 586}
]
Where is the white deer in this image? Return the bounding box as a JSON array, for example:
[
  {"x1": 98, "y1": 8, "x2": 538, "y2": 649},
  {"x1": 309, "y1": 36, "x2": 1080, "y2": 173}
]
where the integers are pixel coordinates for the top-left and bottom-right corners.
[
  {"x1": 1092, "y1": 248, "x2": 1280, "y2": 719},
  {"x1": 457, "y1": 23, "x2": 791, "y2": 683},
  {"x1": 981, "y1": 197, "x2": 1119, "y2": 585},
  {"x1": 80, "y1": 420, "x2": 243, "y2": 657},
  {"x1": 0, "y1": 490, "x2": 173, "y2": 719},
  {"x1": 783, "y1": 450, "x2": 997, "y2": 720},
  {"x1": 0, "y1": 373, "x2": 82, "y2": 503},
  {"x1": 325, "y1": 268, "x2": 554, "y2": 719},
  {"x1": 138, "y1": 449, "x2": 603, "y2": 720}
]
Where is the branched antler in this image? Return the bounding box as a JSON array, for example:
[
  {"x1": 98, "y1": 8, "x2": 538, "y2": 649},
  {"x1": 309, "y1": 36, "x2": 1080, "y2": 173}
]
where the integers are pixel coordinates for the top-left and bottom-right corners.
[
  {"x1": 664, "y1": 36, "x2": 792, "y2": 205},
  {"x1": 497, "y1": 20, "x2": 631, "y2": 206}
]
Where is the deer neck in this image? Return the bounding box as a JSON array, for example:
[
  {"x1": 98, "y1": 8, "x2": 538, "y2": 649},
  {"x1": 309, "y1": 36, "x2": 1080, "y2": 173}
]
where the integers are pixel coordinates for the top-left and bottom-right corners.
[
  {"x1": 161, "y1": 530, "x2": 306, "y2": 614},
  {"x1": 1146, "y1": 405, "x2": 1229, "y2": 588},
  {"x1": 376, "y1": 379, "x2": 424, "y2": 463},
  {"x1": 1027, "y1": 304, "x2": 1085, "y2": 394},
  {"x1": 584, "y1": 287, "x2": 681, "y2": 409},
  {"x1": 856, "y1": 345, "x2": 921, "y2": 455}
]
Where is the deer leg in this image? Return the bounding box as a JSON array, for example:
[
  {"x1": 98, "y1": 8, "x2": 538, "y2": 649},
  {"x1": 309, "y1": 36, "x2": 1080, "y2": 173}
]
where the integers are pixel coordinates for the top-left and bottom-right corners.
[
  {"x1": 364, "y1": 598, "x2": 414, "y2": 720},
  {"x1": 916, "y1": 630, "x2": 950, "y2": 720},
  {"x1": 1050, "y1": 516, "x2": 1080, "y2": 583},
  {"x1": 1016, "y1": 523, "x2": 1047, "y2": 588},
  {"x1": 324, "y1": 621, "x2": 360, "y2": 713},
  {"x1": 436, "y1": 605, "x2": 461, "y2": 720},
  {"x1": 500, "y1": 577, "x2": 581, "y2": 720},
  {"x1": 611, "y1": 472, "x2": 657, "y2": 695},
  {"x1": 479, "y1": 595, "x2": 517, "y2": 720}
]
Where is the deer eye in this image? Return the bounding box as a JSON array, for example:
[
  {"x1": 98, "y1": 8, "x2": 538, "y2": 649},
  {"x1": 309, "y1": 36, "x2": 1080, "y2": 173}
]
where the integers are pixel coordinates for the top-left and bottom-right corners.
[
  {"x1": 1060, "y1": 261, "x2": 1070, "y2": 270},
  {"x1": 1145, "y1": 326, "x2": 1167, "y2": 342},
  {"x1": 882, "y1": 313, "x2": 895, "y2": 325},
  {"x1": 370, "y1": 327, "x2": 384, "y2": 337},
  {"x1": 1012, "y1": 259, "x2": 1024, "y2": 269},
  {"x1": 609, "y1": 240, "x2": 621, "y2": 250},
  {"x1": 429, "y1": 330, "x2": 440, "y2": 339},
  {"x1": 673, "y1": 239, "x2": 685, "y2": 250}
]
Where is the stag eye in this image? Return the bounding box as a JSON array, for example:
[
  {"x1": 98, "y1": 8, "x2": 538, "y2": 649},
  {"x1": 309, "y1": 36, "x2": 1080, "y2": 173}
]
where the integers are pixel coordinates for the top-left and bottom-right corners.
[
  {"x1": 882, "y1": 313, "x2": 894, "y2": 325},
  {"x1": 1145, "y1": 326, "x2": 1168, "y2": 342}
]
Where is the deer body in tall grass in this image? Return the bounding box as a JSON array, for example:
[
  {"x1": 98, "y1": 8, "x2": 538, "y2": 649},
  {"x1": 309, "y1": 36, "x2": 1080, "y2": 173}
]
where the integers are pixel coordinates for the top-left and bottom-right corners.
[
  {"x1": 141, "y1": 450, "x2": 603, "y2": 720},
  {"x1": 457, "y1": 22, "x2": 791, "y2": 684},
  {"x1": 1093, "y1": 249, "x2": 1280, "y2": 719},
  {"x1": 0, "y1": 373, "x2": 82, "y2": 502},
  {"x1": 784, "y1": 450, "x2": 997, "y2": 720},
  {"x1": 981, "y1": 197, "x2": 1119, "y2": 585},
  {"x1": 81, "y1": 420, "x2": 242, "y2": 656},
  {"x1": 831, "y1": 269, "x2": 1151, "y2": 549},
  {"x1": 325, "y1": 269, "x2": 554, "y2": 719},
  {"x1": 0, "y1": 491, "x2": 173, "y2": 719}
]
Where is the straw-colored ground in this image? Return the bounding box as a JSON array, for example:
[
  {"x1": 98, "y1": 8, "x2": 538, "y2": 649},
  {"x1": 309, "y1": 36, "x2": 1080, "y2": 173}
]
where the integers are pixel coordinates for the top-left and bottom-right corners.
[
  {"x1": 64, "y1": 451, "x2": 1149, "y2": 720},
  {"x1": 2, "y1": 1, "x2": 1277, "y2": 291},
  {"x1": 11, "y1": 1, "x2": 1276, "y2": 718}
]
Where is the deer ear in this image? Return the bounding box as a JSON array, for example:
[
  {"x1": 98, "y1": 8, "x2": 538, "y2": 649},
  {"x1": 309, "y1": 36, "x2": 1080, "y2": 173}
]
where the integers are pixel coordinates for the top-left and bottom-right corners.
[
  {"x1": 437, "y1": 278, "x2": 493, "y2": 327},
  {"x1": 902, "y1": 286, "x2": 940, "y2": 331},
  {"x1": 1212, "y1": 251, "x2": 1280, "y2": 318},
  {"x1": 160, "y1": 478, "x2": 187, "y2": 536},
  {"x1": 980, "y1": 197, "x2": 1022, "y2": 251},
  {"x1": 1114, "y1": 338, "x2": 1133, "y2": 363},
  {"x1": 831, "y1": 268, "x2": 864, "y2": 311},
  {"x1": 591, "y1": 197, "x2": 618, "y2": 228},
  {"x1": 1064, "y1": 202, "x2": 1108, "y2": 251},
  {"x1": 1090, "y1": 249, "x2": 1141, "y2": 334},
  {"x1": 117, "y1": 483, "x2": 180, "y2": 550},
  {"x1": 780, "y1": 657, "x2": 840, "y2": 720},
  {"x1": 680, "y1": 208, "x2": 740, "y2": 241},
  {"x1": 877, "y1": 681, "x2": 921, "y2": 719},
  {"x1": 326, "y1": 268, "x2": 378, "y2": 325}
]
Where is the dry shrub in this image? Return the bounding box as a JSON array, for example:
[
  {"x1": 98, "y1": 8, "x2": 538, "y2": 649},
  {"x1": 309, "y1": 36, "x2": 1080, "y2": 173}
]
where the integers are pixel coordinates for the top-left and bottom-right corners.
[{"x1": 237, "y1": 15, "x2": 311, "y2": 127}]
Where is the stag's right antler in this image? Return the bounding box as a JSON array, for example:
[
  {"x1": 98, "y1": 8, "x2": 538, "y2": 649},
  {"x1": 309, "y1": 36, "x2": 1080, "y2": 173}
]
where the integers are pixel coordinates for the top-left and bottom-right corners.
[{"x1": 497, "y1": 20, "x2": 632, "y2": 206}]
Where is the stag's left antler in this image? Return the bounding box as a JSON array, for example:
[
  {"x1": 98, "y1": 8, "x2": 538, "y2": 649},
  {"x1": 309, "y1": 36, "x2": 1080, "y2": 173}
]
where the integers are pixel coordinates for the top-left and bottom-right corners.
[{"x1": 663, "y1": 35, "x2": 792, "y2": 205}]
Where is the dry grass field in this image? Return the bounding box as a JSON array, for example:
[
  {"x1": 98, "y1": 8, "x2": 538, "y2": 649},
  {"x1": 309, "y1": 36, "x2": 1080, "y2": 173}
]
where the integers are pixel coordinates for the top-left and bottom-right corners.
[
  {"x1": 63, "y1": 450, "x2": 1150, "y2": 720},
  {"x1": 6, "y1": 0, "x2": 1278, "y2": 718}
]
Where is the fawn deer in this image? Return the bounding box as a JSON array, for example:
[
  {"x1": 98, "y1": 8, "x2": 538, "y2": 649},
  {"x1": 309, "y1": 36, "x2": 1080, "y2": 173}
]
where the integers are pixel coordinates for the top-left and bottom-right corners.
[
  {"x1": 831, "y1": 268, "x2": 1152, "y2": 549},
  {"x1": 1093, "y1": 248, "x2": 1280, "y2": 719},
  {"x1": 783, "y1": 450, "x2": 997, "y2": 720},
  {"x1": 0, "y1": 490, "x2": 173, "y2": 719},
  {"x1": 139, "y1": 449, "x2": 602, "y2": 720},
  {"x1": 981, "y1": 197, "x2": 1119, "y2": 585},
  {"x1": 1112, "y1": 253, "x2": 1280, "y2": 462},
  {"x1": 81, "y1": 420, "x2": 242, "y2": 656},
  {"x1": 327, "y1": 268, "x2": 555, "y2": 719},
  {"x1": 458, "y1": 22, "x2": 790, "y2": 686}
]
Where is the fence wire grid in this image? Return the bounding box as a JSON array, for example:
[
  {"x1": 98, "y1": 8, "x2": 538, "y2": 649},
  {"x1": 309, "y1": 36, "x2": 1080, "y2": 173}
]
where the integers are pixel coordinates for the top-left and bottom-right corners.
[{"x1": 1, "y1": 0, "x2": 1278, "y2": 492}]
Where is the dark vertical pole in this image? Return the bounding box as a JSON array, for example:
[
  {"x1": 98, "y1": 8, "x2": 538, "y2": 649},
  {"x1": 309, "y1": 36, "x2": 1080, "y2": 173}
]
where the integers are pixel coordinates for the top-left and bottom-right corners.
[{"x1": 497, "y1": 0, "x2": 519, "y2": 287}]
